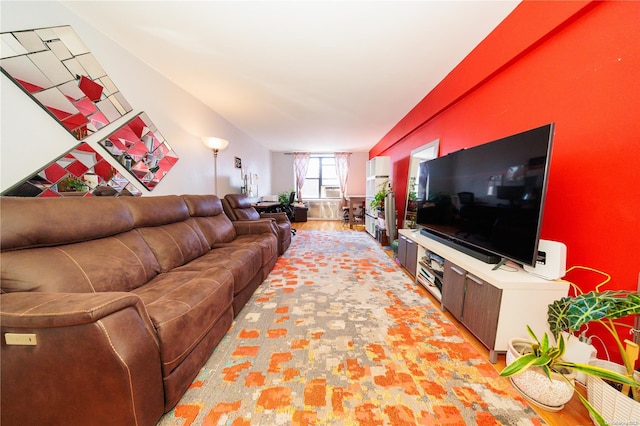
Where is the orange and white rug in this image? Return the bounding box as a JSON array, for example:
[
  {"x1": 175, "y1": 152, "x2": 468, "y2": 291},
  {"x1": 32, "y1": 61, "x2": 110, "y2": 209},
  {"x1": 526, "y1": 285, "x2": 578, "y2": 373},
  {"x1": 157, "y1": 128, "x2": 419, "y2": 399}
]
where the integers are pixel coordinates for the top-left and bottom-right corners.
[{"x1": 159, "y1": 230, "x2": 541, "y2": 426}]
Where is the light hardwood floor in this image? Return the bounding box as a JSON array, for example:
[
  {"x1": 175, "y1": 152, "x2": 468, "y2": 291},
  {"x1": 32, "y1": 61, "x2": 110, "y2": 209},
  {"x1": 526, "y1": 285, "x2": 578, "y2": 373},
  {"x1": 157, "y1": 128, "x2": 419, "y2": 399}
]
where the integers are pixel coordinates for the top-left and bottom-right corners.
[{"x1": 294, "y1": 219, "x2": 593, "y2": 426}]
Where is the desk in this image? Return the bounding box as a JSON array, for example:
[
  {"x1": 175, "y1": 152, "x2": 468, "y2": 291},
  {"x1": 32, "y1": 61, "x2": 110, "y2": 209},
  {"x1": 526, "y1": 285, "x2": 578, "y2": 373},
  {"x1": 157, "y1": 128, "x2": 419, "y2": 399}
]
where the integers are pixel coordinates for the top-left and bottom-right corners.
[
  {"x1": 252, "y1": 202, "x2": 281, "y2": 213},
  {"x1": 346, "y1": 196, "x2": 366, "y2": 229}
]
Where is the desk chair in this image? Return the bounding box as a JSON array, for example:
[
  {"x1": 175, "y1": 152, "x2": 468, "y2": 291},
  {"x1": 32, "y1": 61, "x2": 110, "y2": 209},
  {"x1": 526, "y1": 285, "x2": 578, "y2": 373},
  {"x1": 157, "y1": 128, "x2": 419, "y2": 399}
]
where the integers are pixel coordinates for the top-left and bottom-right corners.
[
  {"x1": 282, "y1": 191, "x2": 297, "y2": 235},
  {"x1": 223, "y1": 194, "x2": 291, "y2": 255}
]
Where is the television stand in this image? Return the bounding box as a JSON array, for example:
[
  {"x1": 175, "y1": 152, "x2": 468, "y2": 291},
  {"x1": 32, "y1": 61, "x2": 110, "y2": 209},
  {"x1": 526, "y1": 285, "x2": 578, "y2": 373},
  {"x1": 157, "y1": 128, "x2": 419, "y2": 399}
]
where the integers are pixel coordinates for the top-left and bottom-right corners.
[
  {"x1": 419, "y1": 228, "x2": 501, "y2": 264},
  {"x1": 399, "y1": 228, "x2": 569, "y2": 363}
]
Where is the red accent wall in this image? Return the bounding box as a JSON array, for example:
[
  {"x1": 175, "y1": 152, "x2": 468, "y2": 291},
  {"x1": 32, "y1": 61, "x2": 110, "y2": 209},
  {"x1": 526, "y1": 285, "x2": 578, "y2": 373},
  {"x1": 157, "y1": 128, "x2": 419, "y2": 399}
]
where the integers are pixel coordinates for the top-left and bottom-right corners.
[{"x1": 370, "y1": 1, "x2": 640, "y2": 362}]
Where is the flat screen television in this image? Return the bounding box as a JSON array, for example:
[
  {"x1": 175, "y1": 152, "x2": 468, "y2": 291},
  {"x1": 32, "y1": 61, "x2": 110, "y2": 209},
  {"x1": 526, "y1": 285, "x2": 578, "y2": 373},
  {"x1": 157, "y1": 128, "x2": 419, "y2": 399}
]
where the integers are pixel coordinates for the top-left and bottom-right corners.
[{"x1": 416, "y1": 123, "x2": 555, "y2": 267}]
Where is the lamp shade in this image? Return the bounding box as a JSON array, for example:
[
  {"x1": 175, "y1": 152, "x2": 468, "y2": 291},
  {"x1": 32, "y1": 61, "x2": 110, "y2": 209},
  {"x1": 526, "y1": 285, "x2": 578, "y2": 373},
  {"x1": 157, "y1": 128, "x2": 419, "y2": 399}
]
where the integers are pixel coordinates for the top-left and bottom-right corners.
[{"x1": 202, "y1": 137, "x2": 229, "y2": 151}]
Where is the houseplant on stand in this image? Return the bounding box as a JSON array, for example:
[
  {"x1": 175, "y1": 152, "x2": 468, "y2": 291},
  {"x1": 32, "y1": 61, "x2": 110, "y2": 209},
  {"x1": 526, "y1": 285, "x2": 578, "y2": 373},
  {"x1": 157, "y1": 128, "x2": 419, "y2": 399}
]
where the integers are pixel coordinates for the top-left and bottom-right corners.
[
  {"x1": 501, "y1": 266, "x2": 640, "y2": 426},
  {"x1": 370, "y1": 180, "x2": 390, "y2": 211}
]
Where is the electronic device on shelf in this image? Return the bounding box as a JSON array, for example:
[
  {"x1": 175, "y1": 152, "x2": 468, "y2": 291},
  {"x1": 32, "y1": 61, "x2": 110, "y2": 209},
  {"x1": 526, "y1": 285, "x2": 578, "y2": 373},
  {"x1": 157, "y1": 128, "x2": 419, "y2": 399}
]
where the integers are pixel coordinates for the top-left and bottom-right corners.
[
  {"x1": 417, "y1": 249, "x2": 444, "y2": 299},
  {"x1": 416, "y1": 123, "x2": 555, "y2": 268}
]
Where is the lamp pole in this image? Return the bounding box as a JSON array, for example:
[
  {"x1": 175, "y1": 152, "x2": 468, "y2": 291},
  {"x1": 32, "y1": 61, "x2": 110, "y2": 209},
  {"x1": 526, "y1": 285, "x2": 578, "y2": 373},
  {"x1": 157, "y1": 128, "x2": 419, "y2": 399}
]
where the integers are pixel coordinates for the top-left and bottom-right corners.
[{"x1": 202, "y1": 137, "x2": 229, "y2": 195}]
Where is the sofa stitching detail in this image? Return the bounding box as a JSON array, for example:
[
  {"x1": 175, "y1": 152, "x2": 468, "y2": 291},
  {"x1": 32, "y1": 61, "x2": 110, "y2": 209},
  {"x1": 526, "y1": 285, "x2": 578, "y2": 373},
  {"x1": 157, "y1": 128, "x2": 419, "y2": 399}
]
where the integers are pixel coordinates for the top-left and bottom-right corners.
[
  {"x1": 184, "y1": 221, "x2": 211, "y2": 256},
  {"x1": 55, "y1": 247, "x2": 97, "y2": 293},
  {"x1": 157, "y1": 228, "x2": 186, "y2": 266},
  {"x1": 96, "y1": 319, "x2": 140, "y2": 426},
  {"x1": 112, "y1": 235, "x2": 153, "y2": 281},
  {"x1": 181, "y1": 222, "x2": 207, "y2": 255},
  {"x1": 147, "y1": 277, "x2": 231, "y2": 327},
  {"x1": 160, "y1": 298, "x2": 233, "y2": 368},
  {"x1": 2, "y1": 294, "x2": 139, "y2": 317},
  {"x1": 16, "y1": 293, "x2": 72, "y2": 315},
  {"x1": 186, "y1": 220, "x2": 209, "y2": 254},
  {"x1": 150, "y1": 300, "x2": 192, "y2": 327}
]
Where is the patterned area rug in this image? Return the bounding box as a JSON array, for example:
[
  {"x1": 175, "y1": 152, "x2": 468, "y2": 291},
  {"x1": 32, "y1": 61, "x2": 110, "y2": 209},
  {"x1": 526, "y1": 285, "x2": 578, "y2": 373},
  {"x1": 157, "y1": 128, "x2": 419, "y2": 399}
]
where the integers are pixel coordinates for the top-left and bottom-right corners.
[{"x1": 159, "y1": 230, "x2": 543, "y2": 425}]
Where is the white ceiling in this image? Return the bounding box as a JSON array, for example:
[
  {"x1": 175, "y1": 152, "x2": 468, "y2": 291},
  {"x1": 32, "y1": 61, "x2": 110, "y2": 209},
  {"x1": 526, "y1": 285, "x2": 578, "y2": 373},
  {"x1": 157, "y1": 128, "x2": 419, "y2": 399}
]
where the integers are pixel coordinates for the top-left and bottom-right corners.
[{"x1": 61, "y1": 1, "x2": 519, "y2": 153}]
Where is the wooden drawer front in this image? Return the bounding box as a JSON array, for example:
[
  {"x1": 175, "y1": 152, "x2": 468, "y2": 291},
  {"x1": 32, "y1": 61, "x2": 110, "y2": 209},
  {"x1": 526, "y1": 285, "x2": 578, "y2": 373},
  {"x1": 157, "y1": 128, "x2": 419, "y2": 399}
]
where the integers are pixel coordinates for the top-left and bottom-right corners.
[
  {"x1": 462, "y1": 273, "x2": 502, "y2": 348},
  {"x1": 442, "y1": 260, "x2": 465, "y2": 320}
]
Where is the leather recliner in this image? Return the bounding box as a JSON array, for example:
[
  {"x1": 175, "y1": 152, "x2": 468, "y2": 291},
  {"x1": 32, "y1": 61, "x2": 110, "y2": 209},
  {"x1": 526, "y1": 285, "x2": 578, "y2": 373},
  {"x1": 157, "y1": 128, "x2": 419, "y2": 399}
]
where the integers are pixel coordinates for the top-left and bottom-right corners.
[{"x1": 222, "y1": 194, "x2": 292, "y2": 255}]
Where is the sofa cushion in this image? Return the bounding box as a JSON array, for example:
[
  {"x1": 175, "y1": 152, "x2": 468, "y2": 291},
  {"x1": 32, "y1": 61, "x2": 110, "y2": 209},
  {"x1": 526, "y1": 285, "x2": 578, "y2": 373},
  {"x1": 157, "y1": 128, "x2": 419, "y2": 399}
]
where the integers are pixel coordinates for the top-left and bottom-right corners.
[
  {"x1": 182, "y1": 195, "x2": 237, "y2": 244},
  {"x1": 174, "y1": 246, "x2": 262, "y2": 297},
  {"x1": 132, "y1": 268, "x2": 234, "y2": 376},
  {"x1": 119, "y1": 195, "x2": 188, "y2": 228},
  {"x1": 1, "y1": 230, "x2": 161, "y2": 293},
  {"x1": 135, "y1": 220, "x2": 210, "y2": 272},
  {"x1": 120, "y1": 196, "x2": 211, "y2": 272},
  {"x1": 217, "y1": 234, "x2": 278, "y2": 272}
]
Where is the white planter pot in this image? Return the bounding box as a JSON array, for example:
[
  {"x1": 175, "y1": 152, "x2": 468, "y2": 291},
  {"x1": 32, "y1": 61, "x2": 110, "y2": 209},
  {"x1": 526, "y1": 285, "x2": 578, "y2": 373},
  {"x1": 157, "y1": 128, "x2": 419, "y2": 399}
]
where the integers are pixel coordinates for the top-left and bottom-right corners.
[
  {"x1": 586, "y1": 359, "x2": 640, "y2": 425},
  {"x1": 506, "y1": 338, "x2": 576, "y2": 411}
]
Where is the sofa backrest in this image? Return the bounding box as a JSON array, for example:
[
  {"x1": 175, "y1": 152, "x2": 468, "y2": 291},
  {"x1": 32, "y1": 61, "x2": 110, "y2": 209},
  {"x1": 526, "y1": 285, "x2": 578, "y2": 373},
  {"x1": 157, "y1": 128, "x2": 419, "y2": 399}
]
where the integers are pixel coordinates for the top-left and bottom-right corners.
[
  {"x1": 181, "y1": 195, "x2": 237, "y2": 245},
  {"x1": 1, "y1": 197, "x2": 133, "y2": 250},
  {"x1": 0, "y1": 197, "x2": 161, "y2": 293},
  {"x1": 222, "y1": 194, "x2": 261, "y2": 221},
  {"x1": 118, "y1": 196, "x2": 210, "y2": 272}
]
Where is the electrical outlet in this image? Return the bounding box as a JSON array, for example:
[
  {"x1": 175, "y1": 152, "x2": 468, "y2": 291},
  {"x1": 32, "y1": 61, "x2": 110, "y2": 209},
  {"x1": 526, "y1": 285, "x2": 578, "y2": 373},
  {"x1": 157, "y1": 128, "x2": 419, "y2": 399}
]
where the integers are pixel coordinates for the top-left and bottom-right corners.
[{"x1": 5, "y1": 333, "x2": 37, "y2": 346}]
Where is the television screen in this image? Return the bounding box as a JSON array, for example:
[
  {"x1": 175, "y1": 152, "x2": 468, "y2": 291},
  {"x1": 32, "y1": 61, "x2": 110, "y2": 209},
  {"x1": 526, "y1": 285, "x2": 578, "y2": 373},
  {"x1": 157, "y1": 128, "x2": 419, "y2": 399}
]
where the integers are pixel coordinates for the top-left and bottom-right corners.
[{"x1": 416, "y1": 123, "x2": 554, "y2": 267}]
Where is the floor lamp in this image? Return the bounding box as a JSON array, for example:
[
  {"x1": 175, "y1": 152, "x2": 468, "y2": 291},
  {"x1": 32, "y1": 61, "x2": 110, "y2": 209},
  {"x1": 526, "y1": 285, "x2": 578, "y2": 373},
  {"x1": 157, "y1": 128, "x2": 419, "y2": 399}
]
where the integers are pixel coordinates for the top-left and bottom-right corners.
[{"x1": 202, "y1": 137, "x2": 229, "y2": 195}]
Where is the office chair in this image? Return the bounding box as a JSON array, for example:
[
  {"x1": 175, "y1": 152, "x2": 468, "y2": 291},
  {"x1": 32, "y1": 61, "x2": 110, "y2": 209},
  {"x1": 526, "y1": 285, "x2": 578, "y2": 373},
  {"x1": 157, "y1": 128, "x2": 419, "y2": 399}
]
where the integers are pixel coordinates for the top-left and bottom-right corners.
[{"x1": 283, "y1": 191, "x2": 297, "y2": 235}]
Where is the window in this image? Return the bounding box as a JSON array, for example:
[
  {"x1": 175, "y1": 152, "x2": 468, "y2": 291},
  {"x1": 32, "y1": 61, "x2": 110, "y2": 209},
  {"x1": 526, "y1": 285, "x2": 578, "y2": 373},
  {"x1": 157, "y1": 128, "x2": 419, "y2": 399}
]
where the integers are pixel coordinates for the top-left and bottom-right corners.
[{"x1": 300, "y1": 156, "x2": 340, "y2": 199}]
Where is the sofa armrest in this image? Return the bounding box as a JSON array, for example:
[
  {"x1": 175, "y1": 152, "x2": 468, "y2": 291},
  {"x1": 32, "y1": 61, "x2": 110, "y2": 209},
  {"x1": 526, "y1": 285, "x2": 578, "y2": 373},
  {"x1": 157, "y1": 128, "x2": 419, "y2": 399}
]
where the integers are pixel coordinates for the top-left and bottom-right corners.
[
  {"x1": 233, "y1": 218, "x2": 278, "y2": 237},
  {"x1": 260, "y1": 212, "x2": 290, "y2": 224},
  {"x1": 1, "y1": 292, "x2": 164, "y2": 426},
  {"x1": 1, "y1": 292, "x2": 157, "y2": 333}
]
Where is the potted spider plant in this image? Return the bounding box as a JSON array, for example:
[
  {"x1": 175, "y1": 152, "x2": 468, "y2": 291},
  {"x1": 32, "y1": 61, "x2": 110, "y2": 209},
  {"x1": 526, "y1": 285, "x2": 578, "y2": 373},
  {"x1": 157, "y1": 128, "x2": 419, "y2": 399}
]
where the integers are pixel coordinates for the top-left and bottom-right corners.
[
  {"x1": 501, "y1": 268, "x2": 640, "y2": 426},
  {"x1": 503, "y1": 328, "x2": 577, "y2": 410}
]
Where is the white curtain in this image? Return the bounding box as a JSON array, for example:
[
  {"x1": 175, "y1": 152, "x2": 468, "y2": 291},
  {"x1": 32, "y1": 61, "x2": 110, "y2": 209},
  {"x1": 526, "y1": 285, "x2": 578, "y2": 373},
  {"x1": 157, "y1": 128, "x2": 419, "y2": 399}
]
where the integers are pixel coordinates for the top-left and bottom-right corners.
[
  {"x1": 334, "y1": 152, "x2": 351, "y2": 208},
  {"x1": 293, "y1": 152, "x2": 310, "y2": 202}
]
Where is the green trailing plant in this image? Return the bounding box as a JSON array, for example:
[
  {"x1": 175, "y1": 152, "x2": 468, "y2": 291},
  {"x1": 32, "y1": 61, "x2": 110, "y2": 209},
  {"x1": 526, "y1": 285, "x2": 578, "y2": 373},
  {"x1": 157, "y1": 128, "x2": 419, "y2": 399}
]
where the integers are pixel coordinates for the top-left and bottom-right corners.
[
  {"x1": 370, "y1": 180, "x2": 390, "y2": 210},
  {"x1": 501, "y1": 266, "x2": 640, "y2": 426}
]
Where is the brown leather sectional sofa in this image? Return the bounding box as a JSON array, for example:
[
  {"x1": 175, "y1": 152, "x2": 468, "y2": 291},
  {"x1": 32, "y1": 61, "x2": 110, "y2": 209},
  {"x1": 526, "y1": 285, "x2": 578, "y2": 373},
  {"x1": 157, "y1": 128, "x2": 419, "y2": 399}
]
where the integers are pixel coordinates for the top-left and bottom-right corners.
[
  {"x1": 222, "y1": 193, "x2": 292, "y2": 255},
  {"x1": 0, "y1": 194, "x2": 279, "y2": 426}
]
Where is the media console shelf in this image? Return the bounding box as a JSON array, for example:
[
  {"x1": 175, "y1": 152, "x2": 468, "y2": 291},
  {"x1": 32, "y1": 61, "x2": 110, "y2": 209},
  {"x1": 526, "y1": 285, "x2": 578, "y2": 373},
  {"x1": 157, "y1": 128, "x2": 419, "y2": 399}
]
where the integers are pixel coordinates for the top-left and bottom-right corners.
[{"x1": 398, "y1": 228, "x2": 569, "y2": 363}]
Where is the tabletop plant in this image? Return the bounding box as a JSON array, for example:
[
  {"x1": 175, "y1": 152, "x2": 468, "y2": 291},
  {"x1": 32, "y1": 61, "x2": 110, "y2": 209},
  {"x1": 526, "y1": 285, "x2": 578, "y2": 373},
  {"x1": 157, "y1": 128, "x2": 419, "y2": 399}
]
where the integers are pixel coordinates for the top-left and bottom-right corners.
[
  {"x1": 500, "y1": 266, "x2": 640, "y2": 426},
  {"x1": 278, "y1": 190, "x2": 294, "y2": 204},
  {"x1": 56, "y1": 175, "x2": 88, "y2": 192}
]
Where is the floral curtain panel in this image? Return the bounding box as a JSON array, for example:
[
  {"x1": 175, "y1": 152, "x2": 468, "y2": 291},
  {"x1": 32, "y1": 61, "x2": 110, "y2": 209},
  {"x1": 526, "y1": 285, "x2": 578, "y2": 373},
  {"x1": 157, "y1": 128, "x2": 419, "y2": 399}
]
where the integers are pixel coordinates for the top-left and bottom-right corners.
[
  {"x1": 334, "y1": 152, "x2": 351, "y2": 207},
  {"x1": 293, "y1": 152, "x2": 310, "y2": 202}
]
